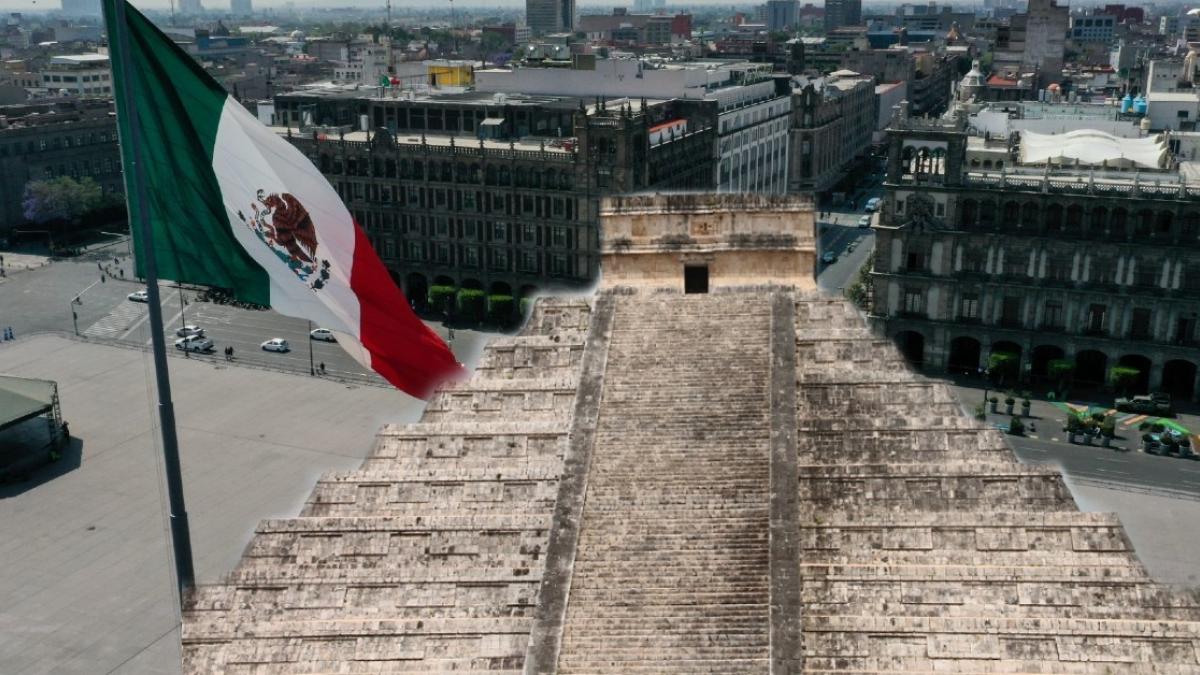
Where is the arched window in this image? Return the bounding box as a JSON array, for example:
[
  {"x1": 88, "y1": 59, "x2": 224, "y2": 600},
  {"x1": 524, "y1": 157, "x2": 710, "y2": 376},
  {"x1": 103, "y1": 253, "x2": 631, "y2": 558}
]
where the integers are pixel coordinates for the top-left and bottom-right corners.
[
  {"x1": 960, "y1": 199, "x2": 978, "y2": 227},
  {"x1": 1021, "y1": 202, "x2": 1038, "y2": 228},
  {"x1": 1044, "y1": 204, "x2": 1063, "y2": 231},
  {"x1": 1090, "y1": 205, "x2": 1108, "y2": 231}
]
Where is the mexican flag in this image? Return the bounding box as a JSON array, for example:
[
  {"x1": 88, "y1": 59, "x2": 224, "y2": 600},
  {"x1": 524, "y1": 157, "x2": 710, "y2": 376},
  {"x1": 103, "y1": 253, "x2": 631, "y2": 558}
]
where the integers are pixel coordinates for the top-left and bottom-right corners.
[{"x1": 103, "y1": 0, "x2": 461, "y2": 399}]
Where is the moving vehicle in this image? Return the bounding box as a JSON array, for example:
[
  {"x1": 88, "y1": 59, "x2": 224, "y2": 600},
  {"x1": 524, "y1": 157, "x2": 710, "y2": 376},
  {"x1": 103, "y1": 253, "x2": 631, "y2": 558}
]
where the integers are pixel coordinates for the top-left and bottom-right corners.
[
  {"x1": 176, "y1": 325, "x2": 205, "y2": 338},
  {"x1": 1116, "y1": 392, "x2": 1173, "y2": 416},
  {"x1": 174, "y1": 335, "x2": 214, "y2": 353},
  {"x1": 857, "y1": 215, "x2": 872, "y2": 228},
  {"x1": 821, "y1": 251, "x2": 837, "y2": 264},
  {"x1": 261, "y1": 338, "x2": 290, "y2": 353},
  {"x1": 865, "y1": 197, "x2": 882, "y2": 212},
  {"x1": 309, "y1": 328, "x2": 337, "y2": 343},
  {"x1": 127, "y1": 290, "x2": 150, "y2": 303}
]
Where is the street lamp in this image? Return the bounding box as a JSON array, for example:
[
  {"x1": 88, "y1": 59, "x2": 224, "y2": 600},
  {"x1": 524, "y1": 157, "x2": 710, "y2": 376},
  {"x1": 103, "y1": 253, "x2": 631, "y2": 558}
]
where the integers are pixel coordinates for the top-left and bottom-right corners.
[
  {"x1": 307, "y1": 320, "x2": 315, "y2": 376},
  {"x1": 979, "y1": 365, "x2": 991, "y2": 413}
]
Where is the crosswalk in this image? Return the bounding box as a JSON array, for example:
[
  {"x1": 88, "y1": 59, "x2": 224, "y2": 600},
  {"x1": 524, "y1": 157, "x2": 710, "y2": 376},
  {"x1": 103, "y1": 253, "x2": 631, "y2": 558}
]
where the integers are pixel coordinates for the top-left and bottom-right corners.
[{"x1": 82, "y1": 300, "x2": 148, "y2": 339}]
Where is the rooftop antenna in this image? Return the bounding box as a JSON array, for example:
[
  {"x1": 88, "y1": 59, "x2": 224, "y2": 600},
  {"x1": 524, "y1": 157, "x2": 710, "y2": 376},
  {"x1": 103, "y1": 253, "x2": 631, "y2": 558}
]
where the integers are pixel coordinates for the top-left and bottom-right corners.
[{"x1": 385, "y1": 0, "x2": 395, "y2": 78}]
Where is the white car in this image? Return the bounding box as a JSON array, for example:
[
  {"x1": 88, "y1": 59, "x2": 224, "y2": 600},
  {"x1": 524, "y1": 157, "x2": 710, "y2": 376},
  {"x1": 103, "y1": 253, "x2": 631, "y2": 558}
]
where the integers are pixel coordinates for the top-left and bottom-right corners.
[
  {"x1": 175, "y1": 324, "x2": 205, "y2": 338},
  {"x1": 261, "y1": 338, "x2": 290, "y2": 353},
  {"x1": 127, "y1": 290, "x2": 150, "y2": 303},
  {"x1": 174, "y1": 335, "x2": 214, "y2": 353},
  {"x1": 865, "y1": 197, "x2": 882, "y2": 212},
  {"x1": 858, "y1": 215, "x2": 873, "y2": 228},
  {"x1": 821, "y1": 251, "x2": 837, "y2": 264},
  {"x1": 309, "y1": 328, "x2": 337, "y2": 343}
]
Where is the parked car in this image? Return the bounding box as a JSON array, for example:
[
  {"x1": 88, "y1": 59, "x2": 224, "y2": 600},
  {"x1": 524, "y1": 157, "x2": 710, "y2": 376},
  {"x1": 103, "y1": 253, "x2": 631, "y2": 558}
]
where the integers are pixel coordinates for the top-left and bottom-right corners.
[
  {"x1": 865, "y1": 197, "x2": 882, "y2": 212},
  {"x1": 261, "y1": 338, "x2": 290, "y2": 353},
  {"x1": 127, "y1": 290, "x2": 150, "y2": 303},
  {"x1": 1116, "y1": 392, "x2": 1173, "y2": 416},
  {"x1": 857, "y1": 215, "x2": 872, "y2": 228},
  {"x1": 174, "y1": 335, "x2": 214, "y2": 353},
  {"x1": 175, "y1": 325, "x2": 205, "y2": 338},
  {"x1": 821, "y1": 251, "x2": 837, "y2": 264},
  {"x1": 309, "y1": 328, "x2": 337, "y2": 343}
]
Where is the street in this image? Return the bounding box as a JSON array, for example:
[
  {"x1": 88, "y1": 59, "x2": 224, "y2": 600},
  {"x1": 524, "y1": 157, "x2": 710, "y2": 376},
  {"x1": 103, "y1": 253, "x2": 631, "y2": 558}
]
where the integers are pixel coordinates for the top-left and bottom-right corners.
[
  {"x1": 948, "y1": 383, "x2": 1200, "y2": 500},
  {"x1": 814, "y1": 176, "x2": 883, "y2": 293},
  {"x1": 0, "y1": 239, "x2": 490, "y2": 384}
]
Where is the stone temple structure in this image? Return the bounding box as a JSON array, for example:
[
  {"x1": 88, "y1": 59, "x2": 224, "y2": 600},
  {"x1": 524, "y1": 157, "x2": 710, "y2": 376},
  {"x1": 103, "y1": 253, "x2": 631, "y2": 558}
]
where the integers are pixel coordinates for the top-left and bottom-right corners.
[{"x1": 184, "y1": 194, "x2": 1200, "y2": 673}]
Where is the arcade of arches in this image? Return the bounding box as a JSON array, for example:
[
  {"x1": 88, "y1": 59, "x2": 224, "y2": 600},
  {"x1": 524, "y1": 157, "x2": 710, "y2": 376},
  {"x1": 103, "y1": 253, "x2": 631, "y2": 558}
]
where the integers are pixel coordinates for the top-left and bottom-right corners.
[{"x1": 889, "y1": 327, "x2": 1200, "y2": 400}]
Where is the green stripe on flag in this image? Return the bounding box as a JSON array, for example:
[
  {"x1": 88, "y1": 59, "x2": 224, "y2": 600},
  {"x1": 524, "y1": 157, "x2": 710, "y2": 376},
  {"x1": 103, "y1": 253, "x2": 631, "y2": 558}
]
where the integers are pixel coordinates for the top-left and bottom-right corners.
[{"x1": 104, "y1": 0, "x2": 270, "y2": 305}]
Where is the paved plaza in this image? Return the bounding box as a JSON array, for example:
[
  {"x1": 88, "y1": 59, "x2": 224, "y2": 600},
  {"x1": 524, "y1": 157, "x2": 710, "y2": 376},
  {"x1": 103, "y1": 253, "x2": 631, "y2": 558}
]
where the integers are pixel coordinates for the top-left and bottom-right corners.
[{"x1": 0, "y1": 335, "x2": 437, "y2": 674}]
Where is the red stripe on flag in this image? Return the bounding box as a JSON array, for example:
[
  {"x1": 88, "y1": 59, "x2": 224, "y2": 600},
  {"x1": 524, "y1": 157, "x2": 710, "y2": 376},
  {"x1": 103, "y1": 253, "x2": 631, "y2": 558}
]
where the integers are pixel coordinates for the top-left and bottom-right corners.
[{"x1": 349, "y1": 223, "x2": 463, "y2": 398}]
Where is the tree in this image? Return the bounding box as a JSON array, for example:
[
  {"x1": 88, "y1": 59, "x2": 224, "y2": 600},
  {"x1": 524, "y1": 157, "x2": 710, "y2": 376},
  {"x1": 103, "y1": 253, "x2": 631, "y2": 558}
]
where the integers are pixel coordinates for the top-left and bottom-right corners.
[
  {"x1": 1109, "y1": 366, "x2": 1140, "y2": 394},
  {"x1": 480, "y1": 31, "x2": 510, "y2": 54},
  {"x1": 22, "y1": 176, "x2": 104, "y2": 225}
]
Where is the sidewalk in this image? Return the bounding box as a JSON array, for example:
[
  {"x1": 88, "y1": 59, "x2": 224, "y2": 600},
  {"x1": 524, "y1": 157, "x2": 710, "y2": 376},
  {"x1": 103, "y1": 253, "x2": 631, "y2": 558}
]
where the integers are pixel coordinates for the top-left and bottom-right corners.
[{"x1": 0, "y1": 252, "x2": 52, "y2": 277}]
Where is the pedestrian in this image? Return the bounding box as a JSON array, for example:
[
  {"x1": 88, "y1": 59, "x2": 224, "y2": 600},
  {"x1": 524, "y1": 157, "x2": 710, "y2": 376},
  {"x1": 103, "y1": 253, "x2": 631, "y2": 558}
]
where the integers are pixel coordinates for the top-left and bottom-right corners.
[
  {"x1": 98, "y1": 261, "x2": 102, "y2": 271},
  {"x1": 100, "y1": 274, "x2": 105, "y2": 283},
  {"x1": 61, "y1": 420, "x2": 70, "y2": 439},
  {"x1": 319, "y1": 362, "x2": 326, "y2": 374},
  {"x1": 228, "y1": 346, "x2": 234, "y2": 360},
  {"x1": 119, "y1": 269, "x2": 124, "y2": 279}
]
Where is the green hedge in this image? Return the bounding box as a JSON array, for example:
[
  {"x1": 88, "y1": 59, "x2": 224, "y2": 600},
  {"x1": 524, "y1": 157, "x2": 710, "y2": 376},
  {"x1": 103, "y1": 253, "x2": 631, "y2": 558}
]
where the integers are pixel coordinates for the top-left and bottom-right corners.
[
  {"x1": 1109, "y1": 365, "x2": 1140, "y2": 388},
  {"x1": 456, "y1": 288, "x2": 485, "y2": 322},
  {"x1": 488, "y1": 294, "x2": 514, "y2": 323},
  {"x1": 1047, "y1": 358, "x2": 1073, "y2": 378},
  {"x1": 428, "y1": 285, "x2": 455, "y2": 313},
  {"x1": 988, "y1": 351, "x2": 1019, "y2": 376}
]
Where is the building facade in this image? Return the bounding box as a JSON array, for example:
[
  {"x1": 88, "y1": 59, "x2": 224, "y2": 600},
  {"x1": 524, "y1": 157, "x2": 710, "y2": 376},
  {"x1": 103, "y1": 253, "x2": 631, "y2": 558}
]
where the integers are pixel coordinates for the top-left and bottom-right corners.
[
  {"x1": 0, "y1": 99, "x2": 122, "y2": 233},
  {"x1": 788, "y1": 74, "x2": 875, "y2": 192},
  {"x1": 38, "y1": 54, "x2": 111, "y2": 98},
  {"x1": 870, "y1": 111, "x2": 1200, "y2": 401},
  {"x1": 526, "y1": 0, "x2": 575, "y2": 35},
  {"x1": 824, "y1": 0, "x2": 862, "y2": 31},
  {"x1": 276, "y1": 90, "x2": 714, "y2": 302}
]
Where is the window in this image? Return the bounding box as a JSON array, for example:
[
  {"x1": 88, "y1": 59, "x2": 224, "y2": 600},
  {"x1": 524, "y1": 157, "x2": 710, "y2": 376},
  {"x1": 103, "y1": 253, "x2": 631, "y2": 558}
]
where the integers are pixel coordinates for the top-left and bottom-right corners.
[
  {"x1": 519, "y1": 250, "x2": 539, "y2": 273},
  {"x1": 1047, "y1": 254, "x2": 1072, "y2": 281},
  {"x1": 1043, "y1": 301, "x2": 1063, "y2": 329},
  {"x1": 551, "y1": 227, "x2": 569, "y2": 248},
  {"x1": 1086, "y1": 304, "x2": 1107, "y2": 334},
  {"x1": 522, "y1": 224, "x2": 538, "y2": 244},
  {"x1": 903, "y1": 288, "x2": 923, "y2": 315},
  {"x1": 550, "y1": 254, "x2": 568, "y2": 276},
  {"x1": 462, "y1": 246, "x2": 480, "y2": 268},
  {"x1": 905, "y1": 250, "x2": 925, "y2": 272},
  {"x1": 492, "y1": 222, "x2": 508, "y2": 243},
  {"x1": 1134, "y1": 260, "x2": 1159, "y2": 288},
  {"x1": 1000, "y1": 296, "x2": 1022, "y2": 327},
  {"x1": 1130, "y1": 308, "x2": 1152, "y2": 340},
  {"x1": 488, "y1": 248, "x2": 509, "y2": 271},
  {"x1": 959, "y1": 294, "x2": 979, "y2": 320}
]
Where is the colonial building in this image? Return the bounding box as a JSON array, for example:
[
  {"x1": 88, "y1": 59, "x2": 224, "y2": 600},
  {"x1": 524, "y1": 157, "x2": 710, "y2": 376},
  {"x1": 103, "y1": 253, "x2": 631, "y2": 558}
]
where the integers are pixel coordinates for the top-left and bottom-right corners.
[
  {"x1": 788, "y1": 72, "x2": 875, "y2": 192},
  {"x1": 870, "y1": 107, "x2": 1200, "y2": 401},
  {"x1": 275, "y1": 89, "x2": 715, "y2": 304},
  {"x1": 0, "y1": 98, "x2": 122, "y2": 233}
]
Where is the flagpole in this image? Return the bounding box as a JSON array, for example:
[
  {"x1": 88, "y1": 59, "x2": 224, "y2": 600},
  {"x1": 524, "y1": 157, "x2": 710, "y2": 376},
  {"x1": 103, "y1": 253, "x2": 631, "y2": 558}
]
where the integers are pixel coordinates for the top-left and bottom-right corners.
[{"x1": 106, "y1": 0, "x2": 196, "y2": 602}]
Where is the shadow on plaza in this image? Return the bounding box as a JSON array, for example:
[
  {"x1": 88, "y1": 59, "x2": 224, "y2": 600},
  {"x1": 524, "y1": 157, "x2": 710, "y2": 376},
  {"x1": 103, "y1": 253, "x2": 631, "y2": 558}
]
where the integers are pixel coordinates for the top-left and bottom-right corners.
[{"x1": 0, "y1": 422, "x2": 82, "y2": 498}]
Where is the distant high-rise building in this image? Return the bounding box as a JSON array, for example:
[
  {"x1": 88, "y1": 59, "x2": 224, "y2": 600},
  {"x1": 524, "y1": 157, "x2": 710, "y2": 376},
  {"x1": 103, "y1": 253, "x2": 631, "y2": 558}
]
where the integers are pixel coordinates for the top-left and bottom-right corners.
[
  {"x1": 231, "y1": 0, "x2": 252, "y2": 16},
  {"x1": 60, "y1": 0, "x2": 101, "y2": 17},
  {"x1": 765, "y1": 0, "x2": 798, "y2": 31},
  {"x1": 179, "y1": 0, "x2": 204, "y2": 14},
  {"x1": 526, "y1": 0, "x2": 575, "y2": 35},
  {"x1": 824, "y1": 0, "x2": 861, "y2": 31}
]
